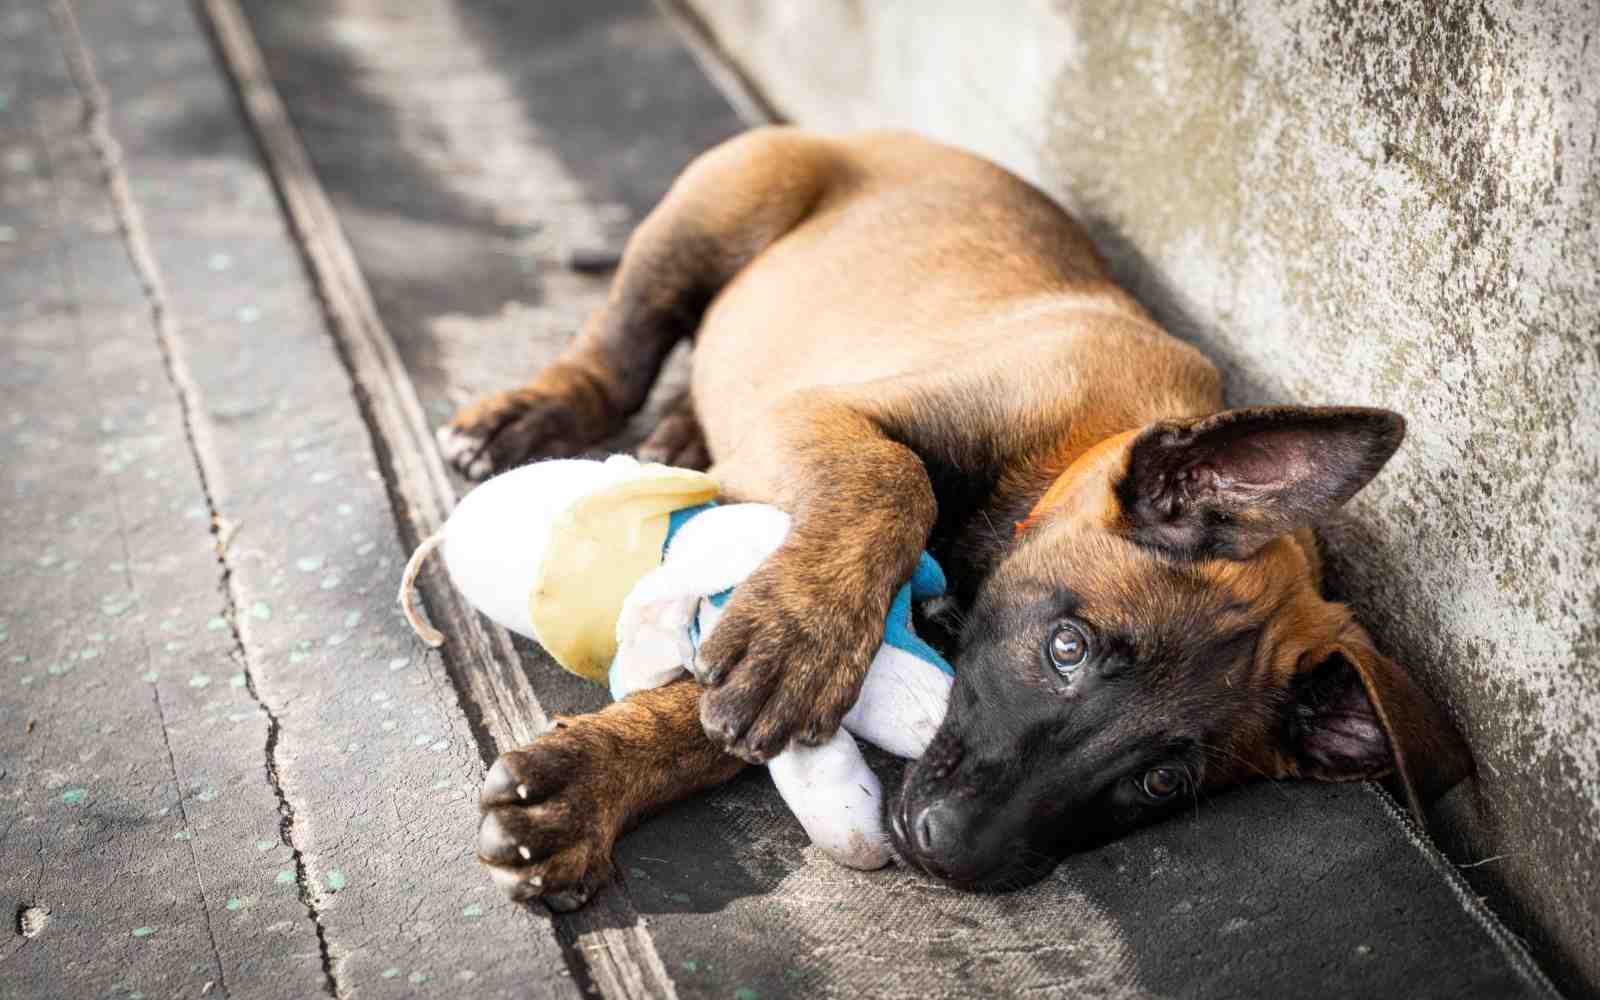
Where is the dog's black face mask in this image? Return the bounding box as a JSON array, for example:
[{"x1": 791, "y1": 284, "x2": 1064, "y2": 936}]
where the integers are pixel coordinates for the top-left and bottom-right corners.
[{"x1": 887, "y1": 536, "x2": 1271, "y2": 889}]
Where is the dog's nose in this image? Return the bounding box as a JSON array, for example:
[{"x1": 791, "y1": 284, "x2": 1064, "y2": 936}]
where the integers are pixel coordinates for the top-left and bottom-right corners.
[{"x1": 911, "y1": 800, "x2": 963, "y2": 860}]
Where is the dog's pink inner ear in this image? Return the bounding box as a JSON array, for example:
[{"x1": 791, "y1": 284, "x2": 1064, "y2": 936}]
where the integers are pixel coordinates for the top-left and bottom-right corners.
[
  {"x1": 1193, "y1": 428, "x2": 1317, "y2": 490},
  {"x1": 1287, "y1": 649, "x2": 1394, "y2": 776}
]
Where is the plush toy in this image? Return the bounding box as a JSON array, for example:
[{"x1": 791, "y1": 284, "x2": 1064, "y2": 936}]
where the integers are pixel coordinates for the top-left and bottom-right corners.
[{"x1": 398, "y1": 455, "x2": 953, "y2": 869}]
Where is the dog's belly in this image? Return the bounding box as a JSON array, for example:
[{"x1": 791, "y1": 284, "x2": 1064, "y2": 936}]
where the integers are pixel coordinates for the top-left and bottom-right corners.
[{"x1": 690, "y1": 134, "x2": 1130, "y2": 468}]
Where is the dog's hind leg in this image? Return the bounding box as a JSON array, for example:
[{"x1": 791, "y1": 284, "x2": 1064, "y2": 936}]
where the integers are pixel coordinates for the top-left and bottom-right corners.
[
  {"x1": 636, "y1": 386, "x2": 709, "y2": 470},
  {"x1": 438, "y1": 127, "x2": 840, "y2": 479},
  {"x1": 476, "y1": 678, "x2": 745, "y2": 909}
]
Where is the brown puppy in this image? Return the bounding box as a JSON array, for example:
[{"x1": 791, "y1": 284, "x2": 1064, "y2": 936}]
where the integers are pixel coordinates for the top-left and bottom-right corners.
[{"x1": 442, "y1": 128, "x2": 1471, "y2": 907}]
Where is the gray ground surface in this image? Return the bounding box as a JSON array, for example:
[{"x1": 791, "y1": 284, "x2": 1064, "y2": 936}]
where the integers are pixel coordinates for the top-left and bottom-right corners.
[
  {"x1": 1, "y1": 0, "x2": 571, "y2": 995},
  {"x1": 0, "y1": 0, "x2": 1569, "y2": 997}
]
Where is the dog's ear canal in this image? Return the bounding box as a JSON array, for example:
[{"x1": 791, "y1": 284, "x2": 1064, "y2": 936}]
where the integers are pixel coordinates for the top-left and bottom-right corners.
[
  {"x1": 1116, "y1": 406, "x2": 1406, "y2": 559},
  {"x1": 1283, "y1": 636, "x2": 1473, "y2": 820}
]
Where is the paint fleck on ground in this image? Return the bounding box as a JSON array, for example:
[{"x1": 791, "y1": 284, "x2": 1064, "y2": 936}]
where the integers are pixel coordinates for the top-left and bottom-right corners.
[
  {"x1": 61, "y1": 788, "x2": 87, "y2": 805},
  {"x1": 325, "y1": 871, "x2": 347, "y2": 891},
  {"x1": 131, "y1": 926, "x2": 155, "y2": 938}
]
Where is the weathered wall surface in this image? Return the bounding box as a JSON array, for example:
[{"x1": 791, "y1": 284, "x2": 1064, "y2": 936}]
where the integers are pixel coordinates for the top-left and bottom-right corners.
[{"x1": 683, "y1": 0, "x2": 1600, "y2": 993}]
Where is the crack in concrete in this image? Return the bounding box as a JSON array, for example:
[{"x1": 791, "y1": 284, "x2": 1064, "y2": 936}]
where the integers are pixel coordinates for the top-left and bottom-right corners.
[{"x1": 46, "y1": 1, "x2": 342, "y2": 995}]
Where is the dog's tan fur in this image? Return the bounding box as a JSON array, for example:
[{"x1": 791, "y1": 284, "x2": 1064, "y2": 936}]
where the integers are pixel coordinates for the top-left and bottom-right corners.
[{"x1": 449, "y1": 129, "x2": 1471, "y2": 907}]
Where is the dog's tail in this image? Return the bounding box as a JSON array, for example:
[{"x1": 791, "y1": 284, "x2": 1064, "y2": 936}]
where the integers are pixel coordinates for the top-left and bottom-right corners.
[{"x1": 398, "y1": 531, "x2": 446, "y2": 648}]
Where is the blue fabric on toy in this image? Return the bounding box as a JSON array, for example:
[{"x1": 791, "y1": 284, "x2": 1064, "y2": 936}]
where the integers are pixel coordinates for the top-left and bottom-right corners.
[{"x1": 656, "y1": 503, "x2": 954, "y2": 679}]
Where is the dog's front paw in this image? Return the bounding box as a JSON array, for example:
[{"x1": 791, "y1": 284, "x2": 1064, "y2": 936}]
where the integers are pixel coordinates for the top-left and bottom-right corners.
[
  {"x1": 477, "y1": 724, "x2": 620, "y2": 911},
  {"x1": 694, "y1": 561, "x2": 881, "y2": 764}
]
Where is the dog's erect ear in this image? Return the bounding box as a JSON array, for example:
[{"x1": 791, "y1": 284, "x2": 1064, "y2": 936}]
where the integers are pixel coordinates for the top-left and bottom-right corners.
[
  {"x1": 1116, "y1": 406, "x2": 1405, "y2": 559},
  {"x1": 1282, "y1": 633, "x2": 1473, "y2": 819}
]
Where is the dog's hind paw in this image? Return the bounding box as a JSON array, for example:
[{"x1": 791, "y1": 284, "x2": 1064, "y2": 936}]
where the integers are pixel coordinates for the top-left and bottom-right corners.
[{"x1": 438, "y1": 371, "x2": 618, "y2": 479}]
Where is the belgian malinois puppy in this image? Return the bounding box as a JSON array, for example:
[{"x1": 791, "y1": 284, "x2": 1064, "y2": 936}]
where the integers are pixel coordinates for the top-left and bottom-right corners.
[{"x1": 440, "y1": 129, "x2": 1471, "y2": 909}]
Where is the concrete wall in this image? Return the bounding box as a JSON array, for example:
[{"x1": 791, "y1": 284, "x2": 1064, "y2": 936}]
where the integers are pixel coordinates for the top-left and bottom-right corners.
[{"x1": 682, "y1": 0, "x2": 1600, "y2": 993}]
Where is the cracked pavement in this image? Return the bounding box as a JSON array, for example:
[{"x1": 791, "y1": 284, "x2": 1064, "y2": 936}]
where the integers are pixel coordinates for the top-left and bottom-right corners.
[{"x1": 0, "y1": 0, "x2": 570, "y2": 996}]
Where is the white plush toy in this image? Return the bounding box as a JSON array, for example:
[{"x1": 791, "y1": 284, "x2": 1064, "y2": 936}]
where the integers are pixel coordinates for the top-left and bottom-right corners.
[{"x1": 398, "y1": 455, "x2": 953, "y2": 869}]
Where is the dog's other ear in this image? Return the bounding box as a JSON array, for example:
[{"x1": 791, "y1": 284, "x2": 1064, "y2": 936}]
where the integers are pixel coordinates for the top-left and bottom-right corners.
[
  {"x1": 1117, "y1": 406, "x2": 1405, "y2": 559},
  {"x1": 1281, "y1": 630, "x2": 1473, "y2": 820}
]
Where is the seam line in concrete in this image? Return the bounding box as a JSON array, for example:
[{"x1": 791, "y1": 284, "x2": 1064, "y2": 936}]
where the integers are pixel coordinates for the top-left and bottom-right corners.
[{"x1": 45, "y1": 1, "x2": 342, "y2": 994}]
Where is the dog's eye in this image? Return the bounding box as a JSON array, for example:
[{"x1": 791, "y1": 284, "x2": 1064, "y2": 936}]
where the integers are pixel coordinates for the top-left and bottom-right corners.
[
  {"x1": 1140, "y1": 767, "x2": 1184, "y2": 801},
  {"x1": 1047, "y1": 622, "x2": 1089, "y2": 674}
]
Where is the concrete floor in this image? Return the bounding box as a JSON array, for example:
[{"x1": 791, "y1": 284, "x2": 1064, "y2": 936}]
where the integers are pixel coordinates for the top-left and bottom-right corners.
[{"x1": 0, "y1": 0, "x2": 1569, "y2": 997}]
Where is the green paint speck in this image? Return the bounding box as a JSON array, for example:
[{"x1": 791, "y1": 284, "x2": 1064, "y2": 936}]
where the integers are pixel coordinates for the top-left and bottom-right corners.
[
  {"x1": 229, "y1": 673, "x2": 247, "y2": 688},
  {"x1": 226, "y1": 898, "x2": 242, "y2": 911},
  {"x1": 325, "y1": 871, "x2": 346, "y2": 891},
  {"x1": 343, "y1": 610, "x2": 362, "y2": 628},
  {"x1": 295, "y1": 555, "x2": 324, "y2": 572},
  {"x1": 62, "y1": 788, "x2": 88, "y2": 805},
  {"x1": 256, "y1": 839, "x2": 275, "y2": 852},
  {"x1": 174, "y1": 830, "x2": 193, "y2": 841},
  {"x1": 320, "y1": 574, "x2": 342, "y2": 591},
  {"x1": 189, "y1": 674, "x2": 211, "y2": 689},
  {"x1": 413, "y1": 734, "x2": 432, "y2": 747},
  {"x1": 142, "y1": 670, "x2": 159, "y2": 683},
  {"x1": 206, "y1": 617, "x2": 227, "y2": 631},
  {"x1": 734, "y1": 988, "x2": 760, "y2": 1000},
  {"x1": 461, "y1": 904, "x2": 483, "y2": 918},
  {"x1": 250, "y1": 601, "x2": 272, "y2": 621},
  {"x1": 275, "y1": 870, "x2": 295, "y2": 885},
  {"x1": 236, "y1": 304, "x2": 260, "y2": 323},
  {"x1": 381, "y1": 967, "x2": 401, "y2": 979},
  {"x1": 408, "y1": 972, "x2": 429, "y2": 985},
  {"x1": 131, "y1": 926, "x2": 155, "y2": 938},
  {"x1": 681, "y1": 960, "x2": 699, "y2": 973},
  {"x1": 194, "y1": 787, "x2": 217, "y2": 802},
  {"x1": 628, "y1": 867, "x2": 647, "y2": 879}
]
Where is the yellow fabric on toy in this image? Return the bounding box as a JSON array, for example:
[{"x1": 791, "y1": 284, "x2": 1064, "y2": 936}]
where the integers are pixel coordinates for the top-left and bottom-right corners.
[{"x1": 529, "y1": 467, "x2": 717, "y2": 682}]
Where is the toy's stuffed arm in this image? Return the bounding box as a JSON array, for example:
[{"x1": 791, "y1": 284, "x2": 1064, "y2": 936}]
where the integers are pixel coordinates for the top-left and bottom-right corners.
[
  {"x1": 610, "y1": 501, "x2": 954, "y2": 870},
  {"x1": 611, "y1": 503, "x2": 792, "y2": 700}
]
